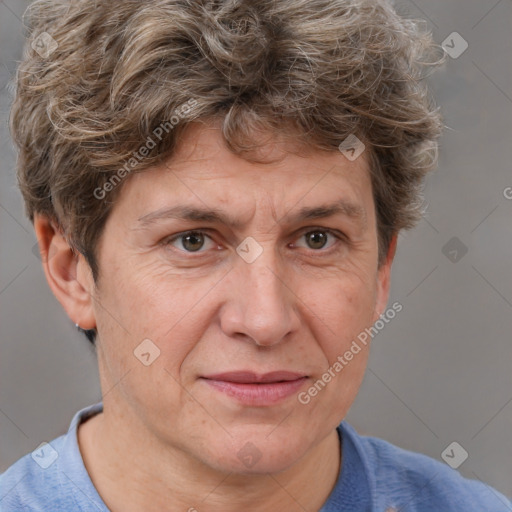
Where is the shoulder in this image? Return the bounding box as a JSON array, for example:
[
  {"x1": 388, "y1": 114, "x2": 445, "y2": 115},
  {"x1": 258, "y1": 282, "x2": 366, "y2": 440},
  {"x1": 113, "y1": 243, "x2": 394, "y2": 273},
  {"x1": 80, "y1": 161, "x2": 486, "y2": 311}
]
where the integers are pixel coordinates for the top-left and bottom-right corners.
[
  {"x1": 0, "y1": 402, "x2": 105, "y2": 512},
  {"x1": 340, "y1": 422, "x2": 512, "y2": 512},
  {"x1": 0, "y1": 436, "x2": 74, "y2": 512}
]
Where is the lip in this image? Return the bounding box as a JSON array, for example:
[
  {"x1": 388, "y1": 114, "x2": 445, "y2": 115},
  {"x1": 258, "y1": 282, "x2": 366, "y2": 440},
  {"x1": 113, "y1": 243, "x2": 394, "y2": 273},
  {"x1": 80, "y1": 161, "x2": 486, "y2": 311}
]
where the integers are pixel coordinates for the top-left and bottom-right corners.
[
  {"x1": 200, "y1": 371, "x2": 308, "y2": 406},
  {"x1": 203, "y1": 371, "x2": 307, "y2": 383}
]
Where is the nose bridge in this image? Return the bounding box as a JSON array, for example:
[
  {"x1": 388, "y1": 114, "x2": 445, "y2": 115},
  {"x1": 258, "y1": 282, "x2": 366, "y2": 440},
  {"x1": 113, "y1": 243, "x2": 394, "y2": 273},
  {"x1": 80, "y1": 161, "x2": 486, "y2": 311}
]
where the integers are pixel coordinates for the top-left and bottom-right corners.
[{"x1": 222, "y1": 244, "x2": 298, "y2": 346}]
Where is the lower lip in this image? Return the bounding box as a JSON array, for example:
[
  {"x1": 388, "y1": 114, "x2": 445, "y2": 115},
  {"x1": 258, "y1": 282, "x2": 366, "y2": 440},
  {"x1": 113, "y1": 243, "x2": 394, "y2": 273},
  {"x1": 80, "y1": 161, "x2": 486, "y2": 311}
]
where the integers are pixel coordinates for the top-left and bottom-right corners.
[{"x1": 201, "y1": 378, "x2": 308, "y2": 406}]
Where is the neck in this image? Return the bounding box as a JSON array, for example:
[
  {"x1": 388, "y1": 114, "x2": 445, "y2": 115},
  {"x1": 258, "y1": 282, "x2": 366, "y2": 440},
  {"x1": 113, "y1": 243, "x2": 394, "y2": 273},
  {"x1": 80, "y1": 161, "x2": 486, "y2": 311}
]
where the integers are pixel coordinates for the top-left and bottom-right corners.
[{"x1": 78, "y1": 401, "x2": 342, "y2": 512}]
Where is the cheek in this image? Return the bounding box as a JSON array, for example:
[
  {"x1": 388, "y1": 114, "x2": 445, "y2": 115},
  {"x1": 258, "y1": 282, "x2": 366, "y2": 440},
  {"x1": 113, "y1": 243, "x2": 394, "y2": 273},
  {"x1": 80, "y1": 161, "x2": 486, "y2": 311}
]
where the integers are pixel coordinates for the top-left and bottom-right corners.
[
  {"x1": 93, "y1": 265, "x2": 207, "y2": 432},
  {"x1": 304, "y1": 272, "x2": 377, "y2": 352},
  {"x1": 296, "y1": 277, "x2": 376, "y2": 425},
  {"x1": 100, "y1": 258, "x2": 191, "y2": 333},
  {"x1": 96, "y1": 262, "x2": 219, "y2": 376}
]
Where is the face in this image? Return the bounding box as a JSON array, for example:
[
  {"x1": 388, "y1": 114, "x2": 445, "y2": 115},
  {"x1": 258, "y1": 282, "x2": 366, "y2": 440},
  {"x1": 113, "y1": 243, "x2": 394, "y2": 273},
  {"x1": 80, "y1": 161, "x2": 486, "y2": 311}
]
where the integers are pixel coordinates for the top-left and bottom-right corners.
[{"x1": 87, "y1": 123, "x2": 392, "y2": 474}]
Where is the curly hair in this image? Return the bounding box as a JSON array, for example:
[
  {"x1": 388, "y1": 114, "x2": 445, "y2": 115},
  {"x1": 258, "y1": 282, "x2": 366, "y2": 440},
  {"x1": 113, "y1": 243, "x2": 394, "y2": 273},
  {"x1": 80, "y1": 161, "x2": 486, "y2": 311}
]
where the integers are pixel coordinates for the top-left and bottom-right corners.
[{"x1": 11, "y1": 0, "x2": 444, "y2": 342}]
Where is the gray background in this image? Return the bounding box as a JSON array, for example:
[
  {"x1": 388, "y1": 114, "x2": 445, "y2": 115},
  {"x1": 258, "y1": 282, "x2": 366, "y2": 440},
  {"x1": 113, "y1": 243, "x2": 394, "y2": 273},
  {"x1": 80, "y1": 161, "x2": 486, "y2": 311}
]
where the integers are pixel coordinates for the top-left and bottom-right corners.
[{"x1": 1, "y1": 0, "x2": 511, "y2": 501}]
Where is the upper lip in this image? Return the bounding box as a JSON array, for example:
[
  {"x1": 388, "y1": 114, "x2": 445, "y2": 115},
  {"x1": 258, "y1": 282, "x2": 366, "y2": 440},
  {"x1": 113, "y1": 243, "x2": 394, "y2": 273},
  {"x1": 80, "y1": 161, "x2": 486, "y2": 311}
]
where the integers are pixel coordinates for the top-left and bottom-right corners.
[{"x1": 202, "y1": 371, "x2": 307, "y2": 384}]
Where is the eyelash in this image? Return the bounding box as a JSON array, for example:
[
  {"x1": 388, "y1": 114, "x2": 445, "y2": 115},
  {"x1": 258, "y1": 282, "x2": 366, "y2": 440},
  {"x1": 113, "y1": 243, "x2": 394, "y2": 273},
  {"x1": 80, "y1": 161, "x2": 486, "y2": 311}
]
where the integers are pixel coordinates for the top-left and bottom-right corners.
[{"x1": 162, "y1": 228, "x2": 348, "y2": 255}]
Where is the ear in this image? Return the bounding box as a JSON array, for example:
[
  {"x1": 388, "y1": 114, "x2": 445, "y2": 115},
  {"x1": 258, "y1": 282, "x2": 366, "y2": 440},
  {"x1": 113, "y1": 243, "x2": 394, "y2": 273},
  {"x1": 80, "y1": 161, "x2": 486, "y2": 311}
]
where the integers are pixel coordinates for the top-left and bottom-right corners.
[
  {"x1": 33, "y1": 214, "x2": 96, "y2": 330},
  {"x1": 372, "y1": 233, "x2": 398, "y2": 323}
]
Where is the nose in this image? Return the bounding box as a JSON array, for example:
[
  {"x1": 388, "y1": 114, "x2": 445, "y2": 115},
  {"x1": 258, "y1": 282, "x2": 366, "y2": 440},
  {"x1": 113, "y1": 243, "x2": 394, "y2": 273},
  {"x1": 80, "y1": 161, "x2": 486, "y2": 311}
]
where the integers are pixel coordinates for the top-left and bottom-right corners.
[{"x1": 219, "y1": 249, "x2": 300, "y2": 347}]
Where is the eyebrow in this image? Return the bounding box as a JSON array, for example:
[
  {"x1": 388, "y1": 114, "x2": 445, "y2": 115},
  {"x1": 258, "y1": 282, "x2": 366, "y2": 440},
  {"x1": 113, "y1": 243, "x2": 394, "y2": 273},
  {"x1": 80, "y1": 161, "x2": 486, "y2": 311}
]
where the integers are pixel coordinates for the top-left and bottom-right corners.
[{"x1": 136, "y1": 199, "x2": 366, "y2": 230}]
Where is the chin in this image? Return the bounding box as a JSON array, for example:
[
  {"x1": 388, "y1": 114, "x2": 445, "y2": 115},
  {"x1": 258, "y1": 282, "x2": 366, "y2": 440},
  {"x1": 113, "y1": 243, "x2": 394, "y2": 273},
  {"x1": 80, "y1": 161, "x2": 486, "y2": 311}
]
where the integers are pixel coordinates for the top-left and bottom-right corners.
[{"x1": 198, "y1": 429, "x2": 310, "y2": 475}]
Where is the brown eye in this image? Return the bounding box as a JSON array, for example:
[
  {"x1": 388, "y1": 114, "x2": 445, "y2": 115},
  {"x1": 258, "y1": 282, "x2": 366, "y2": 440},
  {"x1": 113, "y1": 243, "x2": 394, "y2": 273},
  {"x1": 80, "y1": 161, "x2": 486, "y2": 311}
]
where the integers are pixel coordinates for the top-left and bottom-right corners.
[
  {"x1": 291, "y1": 229, "x2": 343, "y2": 253},
  {"x1": 181, "y1": 232, "x2": 204, "y2": 252},
  {"x1": 166, "y1": 231, "x2": 210, "y2": 252},
  {"x1": 305, "y1": 231, "x2": 329, "y2": 250}
]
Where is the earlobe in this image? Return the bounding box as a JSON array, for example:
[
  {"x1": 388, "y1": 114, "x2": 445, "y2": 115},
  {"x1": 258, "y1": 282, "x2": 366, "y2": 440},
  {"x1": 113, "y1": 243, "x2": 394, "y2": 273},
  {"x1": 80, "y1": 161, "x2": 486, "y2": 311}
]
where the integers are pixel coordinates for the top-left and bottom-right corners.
[
  {"x1": 373, "y1": 233, "x2": 398, "y2": 322},
  {"x1": 33, "y1": 214, "x2": 96, "y2": 330}
]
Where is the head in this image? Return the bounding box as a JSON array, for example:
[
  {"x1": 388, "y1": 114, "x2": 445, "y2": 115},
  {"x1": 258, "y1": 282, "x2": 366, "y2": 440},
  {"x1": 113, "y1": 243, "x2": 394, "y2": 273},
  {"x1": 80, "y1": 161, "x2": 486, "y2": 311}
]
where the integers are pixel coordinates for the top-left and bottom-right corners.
[{"x1": 12, "y1": 0, "x2": 443, "y2": 474}]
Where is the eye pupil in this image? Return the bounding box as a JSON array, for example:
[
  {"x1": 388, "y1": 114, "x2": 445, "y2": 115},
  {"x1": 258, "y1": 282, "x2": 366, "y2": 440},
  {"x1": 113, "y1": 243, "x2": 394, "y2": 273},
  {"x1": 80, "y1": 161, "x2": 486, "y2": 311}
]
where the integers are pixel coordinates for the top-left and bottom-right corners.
[
  {"x1": 182, "y1": 232, "x2": 204, "y2": 252},
  {"x1": 306, "y1": 231, "x2": 328, "y2": 249}
]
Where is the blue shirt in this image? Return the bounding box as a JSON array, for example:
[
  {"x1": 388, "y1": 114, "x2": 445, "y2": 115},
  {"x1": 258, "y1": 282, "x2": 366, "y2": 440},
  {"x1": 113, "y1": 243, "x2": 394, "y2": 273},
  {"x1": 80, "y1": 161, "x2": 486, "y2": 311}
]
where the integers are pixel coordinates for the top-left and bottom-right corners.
[{"x1": 1, "y1": 402, "x2": 511, "y2": 511}]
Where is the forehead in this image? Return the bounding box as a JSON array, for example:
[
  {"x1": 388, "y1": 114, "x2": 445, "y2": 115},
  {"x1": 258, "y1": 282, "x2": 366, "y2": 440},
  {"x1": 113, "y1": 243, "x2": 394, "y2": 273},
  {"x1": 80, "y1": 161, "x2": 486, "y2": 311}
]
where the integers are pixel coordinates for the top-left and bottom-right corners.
[{"x1": 112, "y1": 123, "x2": 375, "y2": 230}]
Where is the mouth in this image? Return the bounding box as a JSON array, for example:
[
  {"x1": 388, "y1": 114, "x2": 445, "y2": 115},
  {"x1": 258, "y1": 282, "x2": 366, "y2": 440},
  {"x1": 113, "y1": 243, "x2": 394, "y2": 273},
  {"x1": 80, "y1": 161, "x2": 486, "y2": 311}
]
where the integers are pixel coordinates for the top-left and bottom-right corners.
[{"x1": 200, "y1": 371, "x2": 308, "y2": 406}]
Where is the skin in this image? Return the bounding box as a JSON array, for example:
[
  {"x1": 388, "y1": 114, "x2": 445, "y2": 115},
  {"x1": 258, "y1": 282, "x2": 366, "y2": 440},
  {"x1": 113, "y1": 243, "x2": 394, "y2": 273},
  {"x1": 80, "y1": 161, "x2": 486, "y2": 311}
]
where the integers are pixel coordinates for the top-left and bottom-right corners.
[{"x1": 35, "y1": 123, "x2": 396, "y2": 512}]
